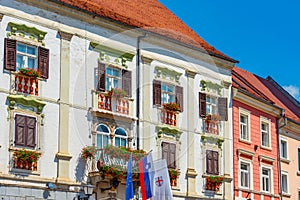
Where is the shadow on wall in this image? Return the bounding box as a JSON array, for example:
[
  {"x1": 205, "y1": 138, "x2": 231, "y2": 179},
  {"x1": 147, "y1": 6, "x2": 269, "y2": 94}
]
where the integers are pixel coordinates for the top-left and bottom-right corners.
[{"x1": 75, "y1": 156, "x2": 87, "y2": 182}]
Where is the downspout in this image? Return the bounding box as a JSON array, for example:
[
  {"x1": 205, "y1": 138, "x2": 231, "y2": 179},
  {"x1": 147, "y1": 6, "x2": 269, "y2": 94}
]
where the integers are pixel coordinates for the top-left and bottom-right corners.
[
  {"x1": 277, "y1": 110, "x2": 287, "y2": 200},
  {"x1": 136, "y1": 33, "x2": 147, "y2": 150}
]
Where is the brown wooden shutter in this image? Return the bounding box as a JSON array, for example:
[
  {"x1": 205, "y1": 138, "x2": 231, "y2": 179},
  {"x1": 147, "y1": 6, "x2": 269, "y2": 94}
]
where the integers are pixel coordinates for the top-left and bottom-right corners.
[
  {"x1": 218, "y1": 97, "x2": 228, "y2": 121},
  {"x1": 4, "y1": 38, "x2": 16, "y2": 71},
  {"x1": 15, "y1": 115, "x2": 26, "y2": 146},
  {"x1": 206, "y1": 150, "x2": 213, "y2": 174},
  {"x1": 26, "y1": 116, "x2": 36, "y2": 148},
  {"x1": 169, "y1": 143, "x2": 176, "y2": 169},
  {"x1": 153, "y1": 80, "x2": 161, "y2": 105},
  {"x1": 175, "y1": 86, "x2": 183, "y2": 112},
  {"x1": 122, "y1": 69, "x2": 132, "y2": 97},
  {"x1": 199, "y1": 92, "x2": 206, "y2": 117},
  {"x1": 212, "y1": 151, "x2": 219, "y2": 174},
  {"x1": 98, "y1": 63, "x2": 106, "y2": 91},
  {"x1": 38, "y1": 46, "x2": 49, "y2": 79},
  {"x1": 162, "y1": 142, "x2": 169, "y2": 164}
]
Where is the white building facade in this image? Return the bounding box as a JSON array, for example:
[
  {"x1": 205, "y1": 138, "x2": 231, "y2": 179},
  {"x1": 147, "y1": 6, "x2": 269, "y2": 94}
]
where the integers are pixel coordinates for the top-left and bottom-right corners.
[{"x1": 0, "y1": 0, "x2": 237, "y2": 199}]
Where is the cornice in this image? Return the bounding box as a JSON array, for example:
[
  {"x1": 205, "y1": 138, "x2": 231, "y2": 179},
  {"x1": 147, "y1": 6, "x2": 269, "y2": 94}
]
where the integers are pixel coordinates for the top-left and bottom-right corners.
[{"x1": 58, "y1": 30, "x2": 73, "y2": 41}]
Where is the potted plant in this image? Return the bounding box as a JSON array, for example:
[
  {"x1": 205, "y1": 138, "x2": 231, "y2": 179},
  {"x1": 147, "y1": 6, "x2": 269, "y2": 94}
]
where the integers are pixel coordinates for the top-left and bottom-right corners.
[
  {"x1": 163, "y1": 102, "x2": 180, "y2": 112},
  {"x1": 206, "y1": 176, "x2": 224, "y2": 191},
  {"x1": 19, "y1": 68, "x2": 42, "y2": 79},
  {"x1": 168, "y1": 168, "x2": 179, "y2": 186},
  {"x1": 108, "y1": 88, "x2": 127, "y2": 98},
  {"x1": 13, "y1": 149, "x2": 41, "y2": 170},
  {"x1": 81, "y1": 146, "x2": 97, "y2": 160}
]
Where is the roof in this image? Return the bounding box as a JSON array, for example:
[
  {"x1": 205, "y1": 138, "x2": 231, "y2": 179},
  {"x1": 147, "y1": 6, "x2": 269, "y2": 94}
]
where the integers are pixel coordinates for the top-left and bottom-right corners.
[
  {"x1": 53, "y1": 0, "x2": 237, "y2": 62},
  {"x1": 233, "y1": 67, "x2": 300, "y2": 123}
]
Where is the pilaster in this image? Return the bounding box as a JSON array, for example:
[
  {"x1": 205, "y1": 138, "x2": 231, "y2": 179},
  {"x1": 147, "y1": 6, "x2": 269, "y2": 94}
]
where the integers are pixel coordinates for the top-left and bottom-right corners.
[
  {"x1": 185, "y1": 69, "x2": 197, "y2": 196},
  {"x1": 56, "y1": 31, "x2": 73, "y2": 182}
]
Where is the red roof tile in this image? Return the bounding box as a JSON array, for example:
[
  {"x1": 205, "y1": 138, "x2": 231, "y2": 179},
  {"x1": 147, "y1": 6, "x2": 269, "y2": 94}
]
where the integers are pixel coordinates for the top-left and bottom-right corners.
[
  {"x1": 233, "y1": 67, "x2": 300, "y2": 123},
  {"x1": 54, "y1": 0, "x2": 236, "y2": 62}
]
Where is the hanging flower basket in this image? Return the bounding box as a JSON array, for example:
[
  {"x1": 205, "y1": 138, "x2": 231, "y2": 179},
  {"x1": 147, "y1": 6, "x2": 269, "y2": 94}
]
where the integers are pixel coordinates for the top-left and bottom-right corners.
[
  {"x1": 19, "y1": 68, "x2": 42, "y2": 79},
  {"x1": 81, "y1": 146, "x2": 97, "y2": 160},
  {"x1": 163, "y1": 102, "x2": 180, "y2": 112}
]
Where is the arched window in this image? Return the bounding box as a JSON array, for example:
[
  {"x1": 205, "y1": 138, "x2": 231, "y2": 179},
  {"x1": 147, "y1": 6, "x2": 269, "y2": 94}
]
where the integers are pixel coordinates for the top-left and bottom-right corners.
[
  {"x1": 96, "y1": 124, "x2": 110, "y2": 149},
  {"x1": 114, "y1": 127, "x2": 127, "y2": 147}
]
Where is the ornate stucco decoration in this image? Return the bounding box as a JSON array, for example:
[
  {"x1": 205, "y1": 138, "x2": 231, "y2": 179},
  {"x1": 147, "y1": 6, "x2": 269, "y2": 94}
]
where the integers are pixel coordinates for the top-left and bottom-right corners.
[
  {"x1": 90, "y1": 42, "x2": 135, "y2": 67},
  {"x1": 7, "y1": 22, "x2": 47, "y2": 45},
  {"x1": 155, "y1": 66, "x2": 182, "y2": 83},
  {"x1": 200, "y1": 80, "x2": 223, "y2": 95},
  {"x1": 7, "y1": 95, "x2": 46, "y2": 114},
  {"x1": 201, "y1": 135, "x2": 224, "y2": 149},
  {"x1": 156, "y1": 125, "x2": 182, "y2": 141}
]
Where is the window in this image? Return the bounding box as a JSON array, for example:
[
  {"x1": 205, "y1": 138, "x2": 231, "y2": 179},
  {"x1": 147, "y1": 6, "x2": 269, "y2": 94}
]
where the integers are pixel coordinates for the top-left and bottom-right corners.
[
  {"x1": 261, "y1": 120, "x2": 270, "y2": 148},
  {"x1": 261, "y1": 167, "x2": 271, "y2": 192},
  {"x1": 281, "y1": 172, "x2": 288, "y2": 194},
  {"x1": 96, "y1": 124, "x2": 110, "y2": 149},
  {"x1": 162, "y1": 142, "x2": 176, "y2": 169},
  {"x1": 199, "y1": 92, "x2": 228, "y2": 121},
  {"x1": 114, "y1": 127, "x2": 127, "y2": 147},
  {"x1": 280, "y1": 138, "x2": 288, "y2": 159},
  {"x1": 161, "y1": 83, "x2": 175, "y2": 104},
  {"x1": 240, "y1": 114, "x2": 249, "y2": 141},
  {"x1": 97, "y1": 63, "x2": 132, "y2": 97},
  {"x1": 16, "y1": 43, "x2": 37, "y2": 70},
  {"x1": 240, "y1": 162, "x2": 250, "y2": 188},
  {"x1": 4, "y1": 38, "x2": 49, "y2": 79},
  {"x1": 206, "y1": 150, "x2": 219, "y2": 175},
  {"x1": 14, "y1": 114, "x2": 37, "y2": 149},
  {"x1": 153, "y1": 80, "x2": 183, "y2": 112}
]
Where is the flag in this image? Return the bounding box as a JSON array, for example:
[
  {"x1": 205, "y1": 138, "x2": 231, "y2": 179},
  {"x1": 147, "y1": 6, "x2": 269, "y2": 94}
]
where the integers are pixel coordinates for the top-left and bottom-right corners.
[
  {"x1": 152, "y1": 159, "x2": 173, "y2": 200},
  {"x1": 138, "y1": 153, "x2": 154, "y2": 200},
  {"x1": 126, "y1": 154, "x2": 134, "y2": 200}
]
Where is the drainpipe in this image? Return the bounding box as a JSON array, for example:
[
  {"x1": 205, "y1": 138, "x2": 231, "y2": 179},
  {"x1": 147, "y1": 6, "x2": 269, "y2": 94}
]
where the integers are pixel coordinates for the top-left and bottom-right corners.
[
  {"x1": 277, "y1": 110, "x2": 287, "y2": 200},
  {"x1": 136, "y1": 33, "x2": 147, "y2": 150}
]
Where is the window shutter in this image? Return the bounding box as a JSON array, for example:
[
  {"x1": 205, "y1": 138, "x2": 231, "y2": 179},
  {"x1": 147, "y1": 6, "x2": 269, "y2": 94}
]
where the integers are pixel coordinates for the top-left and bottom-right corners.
[
  {"x1": 98, "y1": 63, "x2": 106, "y2": 91},
  {"x1": 15, "y1": 115, "x2": 26, "y2": 146},
  {"x1": 153, "y1": 80, "x2": 161, "y2": 105},
  {"x1": 175, "y1": 86, "x2": 183, "y2": 112},
  {"x1": 169, "y1": 143, "x2": 176, "y2": 169},
  {"x1": 4, "y1": 38, "x2": 16, "y2": 71},
  {"x1": 212, "y1": 151, "x2": 219, "y2": 174},
  {"x1": 38, "y1": 46, "x2": 49, "y2": 79},
  {"x1": 162, "y1": 142, "x2": 169, "y2": 165},
  {"x1": 206, "y1": 150, "x2": 213, "y2": 174},
  {"x1": 26, "y1": 116, "x2": 36, "y2": 148},
  {"x1": 122, "y1": 69, "x2": 132, "y2": 97},
  {"x1": 218, "y1": 97, "x2": 228, "y2": 121},
  {"x1": 199, "y1": 92, "x2": 206, "y2": 117}
]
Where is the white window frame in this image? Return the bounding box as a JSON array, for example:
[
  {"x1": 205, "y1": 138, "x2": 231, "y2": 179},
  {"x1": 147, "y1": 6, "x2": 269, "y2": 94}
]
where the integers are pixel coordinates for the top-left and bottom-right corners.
[
  {"x1": 280, "y1": 137, "x2": 288, "y2": 160},
  {"x1": 260, "y1": 117, "x2": 271, "y2": 149},
  {"x1": 105, "y1": 66, "x2": 121, "y2": 91},
  {"x1": 114, "y1": 127, "x2": 128, "y2": 147},
  {"x1": 260, "y1": 165, "x2": 273, "y2": 193},
  {"x1": 239, "y1": 108, "x2": 251, "y2": 142},
  {"x1": 281, "y1": 171, "x2": 289, "y2": 194},
  {"x1": 239, "y1": 159, "x2": 252, "y2": 189},
  {"x1": 16, "y1": 42, "x2": 38, "y2": 71},
  {"x1": 161, "y1": 82, "x2": 175, "y2": 104},
  {"x1": 206, "y1": 95, "x2": 218, "y2": 115},
  {"x1": 96, "y1": 124, "x2": 110, "y2": 150}
]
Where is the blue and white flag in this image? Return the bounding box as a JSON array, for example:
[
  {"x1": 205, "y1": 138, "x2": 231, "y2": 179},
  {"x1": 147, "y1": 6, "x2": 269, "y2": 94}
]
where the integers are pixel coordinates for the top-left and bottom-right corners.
[
  {"x1": 138, "y1": 153, "x2": 154, "y2": 200},
  {"x1": 125, "y1": 154, "x2": 134, "y2": 200},
  {"x1": 152, "y1": 159, "x2": 173, "y2": 200}
]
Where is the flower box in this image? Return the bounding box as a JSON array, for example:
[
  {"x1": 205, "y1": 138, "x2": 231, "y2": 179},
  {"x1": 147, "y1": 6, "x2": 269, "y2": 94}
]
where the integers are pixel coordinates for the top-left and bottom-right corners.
[
  {"x1": 163, "y1": 102, "x2": 180, "y2": 112},
  {"x1": 205, "y1": 176, "x2": 224, "y2": 192},
  {"x1": 13, "y1": 149, "x2": 41, "y2": 171},
  {"x1": 19, "y1": 68, "x2": 41, "y2": 79}
]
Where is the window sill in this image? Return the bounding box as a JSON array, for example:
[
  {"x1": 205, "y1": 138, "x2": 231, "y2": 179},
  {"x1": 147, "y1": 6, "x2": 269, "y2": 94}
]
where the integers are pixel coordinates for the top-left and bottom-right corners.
[
  {"x1": 10, "y1": 168, "x2": 40, "y2": 175},
  {"x1": 260, "y1": 145, "x2": 272, "y2": 151},
  {"x1": 297, "y1": 171, "x2": 300, "y2": 176},
  {"x1": 239, "y1": 138, "x2": 251, "y2": 145},
  {"x1": 280, "y1": 157, "x2": 291, "y2": 164},
  {"x1": 282, "y1": 193, "x2": 291, "y2": 197}
]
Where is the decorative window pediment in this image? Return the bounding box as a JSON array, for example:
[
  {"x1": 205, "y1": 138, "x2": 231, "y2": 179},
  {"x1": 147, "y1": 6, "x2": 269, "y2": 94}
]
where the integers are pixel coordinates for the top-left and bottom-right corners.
[
  {"x1": 156, "y1": 125, "x2": 182, "y2": 141},
  {"x1": 90, "y1": 42, "x2": 135, "y2": 67},
  {"x1": 7, "y1": 22, "x2": 47, "y2": 45},
  {"x1": 201, "y1": 135, "x2": 224, "y2": 149},
  {"x1": 200, "y1": 80, "x2": 223, "y2": 95},
  {"x1": 155, "y1": 66, "x2": 182, "y2": 83},
  {"x1": 7, "y1": 95, "x2": 46, "y2": 114}
]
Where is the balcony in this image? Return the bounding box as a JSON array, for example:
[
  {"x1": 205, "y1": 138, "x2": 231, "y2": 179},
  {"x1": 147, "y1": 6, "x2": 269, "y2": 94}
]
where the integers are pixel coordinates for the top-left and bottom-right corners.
[
  {"x1": 162, "y1": 110, "x2": 177, "y2": 126},
  {"x1": 204, "y1": 120, "x2": 219, "y2": 134},
  {"x1": 11, "y1": 149, "x2": 41, "y2": 172},
  {"x1": 13, "y1": 73, "x2": 40, "y2": 96},
  {"x1": 205, "y1": 176, "x2": 224, "y2": 192}
]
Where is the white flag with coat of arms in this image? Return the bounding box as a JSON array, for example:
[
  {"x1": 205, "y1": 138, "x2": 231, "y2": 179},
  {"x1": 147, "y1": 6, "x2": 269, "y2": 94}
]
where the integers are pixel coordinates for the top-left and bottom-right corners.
[{"x1": 152, "y1": 159, "x2": 173, "y2": 200}]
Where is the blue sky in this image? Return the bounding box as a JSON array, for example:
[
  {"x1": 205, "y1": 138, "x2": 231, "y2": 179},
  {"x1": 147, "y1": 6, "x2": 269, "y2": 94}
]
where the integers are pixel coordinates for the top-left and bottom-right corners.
[{"x1": 160, "y1": 0, "x2": 300, "y2": 101}]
